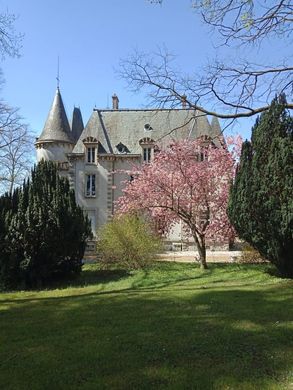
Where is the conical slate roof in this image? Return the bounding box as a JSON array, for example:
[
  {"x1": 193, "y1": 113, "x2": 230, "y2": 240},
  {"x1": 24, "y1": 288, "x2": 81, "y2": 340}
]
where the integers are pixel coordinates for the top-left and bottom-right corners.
[
  {"x1": 211, "y1": 116, "x2": 222, "y2": 137},
  {"x1": 71, "y1": 107, "x2": 84, "y2": 142},
  {"x1": 38, "y1": 88, "x2": 74, "y2": 143}
]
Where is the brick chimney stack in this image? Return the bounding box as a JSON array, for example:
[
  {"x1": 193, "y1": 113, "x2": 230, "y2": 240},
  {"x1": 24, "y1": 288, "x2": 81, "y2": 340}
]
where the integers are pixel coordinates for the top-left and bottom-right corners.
[
  {"x1": 112, "y1": 94, "x2": 119, "y2": 110},
  {"x1": 181, "y1": 94, "x2": 187, "y2": 108}
]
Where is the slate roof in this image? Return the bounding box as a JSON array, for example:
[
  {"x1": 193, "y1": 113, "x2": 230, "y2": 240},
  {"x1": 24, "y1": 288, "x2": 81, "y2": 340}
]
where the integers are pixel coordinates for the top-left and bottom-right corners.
[
  {"x1": 37, "y1": 88, "x2": 74, "y2": 144},
  {"x1": 211, "y1": 116, "x2": 222, "y2": 138},
  {"x1": 72, "y1": 108, "x2": 219, "y2": 154},
  {"x1": 71, "y1": 107, "x2": 84, "y2": 142},
  {"x1": 73, "y1": 110, "x2": 113, "y2": 154}
]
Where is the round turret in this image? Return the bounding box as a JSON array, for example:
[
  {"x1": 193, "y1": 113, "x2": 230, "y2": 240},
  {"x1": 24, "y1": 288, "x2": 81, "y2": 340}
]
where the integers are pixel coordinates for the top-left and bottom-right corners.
[{"x1": 35, "y1": 88, "x2": 75, "y2": 163}]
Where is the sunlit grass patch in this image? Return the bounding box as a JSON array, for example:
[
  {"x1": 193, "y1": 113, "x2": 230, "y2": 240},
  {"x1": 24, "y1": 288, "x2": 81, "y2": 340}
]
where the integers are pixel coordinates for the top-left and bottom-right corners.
[{"x1": 0, "y1": 262, "x2": 292, "y2": 390}]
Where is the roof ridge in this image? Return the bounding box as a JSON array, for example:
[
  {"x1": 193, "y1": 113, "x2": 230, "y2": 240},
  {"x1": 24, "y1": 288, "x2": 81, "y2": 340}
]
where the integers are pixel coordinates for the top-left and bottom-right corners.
[{"x1": 95, "y1": 108, "x2": 200, "y2": 113}]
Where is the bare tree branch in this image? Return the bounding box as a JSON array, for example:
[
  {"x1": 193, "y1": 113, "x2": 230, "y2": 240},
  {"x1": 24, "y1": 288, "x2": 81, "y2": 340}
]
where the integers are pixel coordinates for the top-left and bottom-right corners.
[
  {"x1": 150, "y1": 1, "x2": 293, "y2": 45},
  {"x1": 193, "y1": 0, "x2": 293, "y2": 45},
  {"x1": 0, "y1": 117, "x2": 33, "y2": 195},
  {"x1": 119, "y1": 50, "x2": 292, "y2": 119},
  {"x1": 0, "y1": 103, "x2": 33, "y2": 195},
  {"x1": 141, "y1": 1, "x2": 293, "y2": 120},
  {"x1": 0, "y1": 10, "x2": 23, "y2": 59}
]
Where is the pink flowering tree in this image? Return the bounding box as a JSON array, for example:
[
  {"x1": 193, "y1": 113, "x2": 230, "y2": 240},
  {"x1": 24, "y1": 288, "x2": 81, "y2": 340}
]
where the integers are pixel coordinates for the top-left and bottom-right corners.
[{"x1": 117, "y1": 137, "x2": 239, "y2": 269}]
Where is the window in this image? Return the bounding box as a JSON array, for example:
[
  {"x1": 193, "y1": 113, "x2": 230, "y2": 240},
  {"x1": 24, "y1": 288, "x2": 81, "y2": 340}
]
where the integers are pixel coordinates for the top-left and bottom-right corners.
[
  {"x1": 116, "y1": 142, "x2": 130, "y2": 154},
  {"x1": 139, "y1": 137, "x2": 155, "y2": 164},
  {"x1": 143, "y1": 147, "x2": 152, "y2": 163},
  {"x1": 194, "y1": 149, "x2": 207, "y2": 162},
  {"x1": 87, "y1": 147, "x2": 96, "y2": 164},
  {"x1": 144, "y1": 123, "x2": 153, "y2": 131},
  {"x1": 87, "y1": 211, "x2": 96, "y2": 235},
  {"x1": 85, "y1": 174, "x2": 96, "y2": 197}
]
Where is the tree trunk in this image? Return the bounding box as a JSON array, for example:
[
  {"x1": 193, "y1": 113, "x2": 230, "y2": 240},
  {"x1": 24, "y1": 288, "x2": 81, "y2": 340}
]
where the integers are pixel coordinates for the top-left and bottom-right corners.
[{"x1": 191, "y1": 228, "x2": 208, "y2": 269}]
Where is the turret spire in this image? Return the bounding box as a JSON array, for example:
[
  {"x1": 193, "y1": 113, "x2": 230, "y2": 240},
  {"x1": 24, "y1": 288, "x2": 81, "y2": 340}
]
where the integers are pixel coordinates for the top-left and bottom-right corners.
[
  {"x1": 71, "y1": 106, "x2": 84, "y2": 142},
  {"x1": 38, "y1": 88, "x2": 74, "y2": 143},
  {"x1": 211, "y1": 116, "x2": 222, "y2": 137},
  {"x1": 56, "y1": 56, "x2": 60, "y2": 89}
]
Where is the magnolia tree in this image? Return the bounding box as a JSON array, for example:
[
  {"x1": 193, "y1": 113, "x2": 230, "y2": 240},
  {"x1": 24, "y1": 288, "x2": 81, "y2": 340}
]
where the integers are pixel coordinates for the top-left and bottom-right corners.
[{"x1": 117, "y1": 137, "x2": 240, "y2": 269}]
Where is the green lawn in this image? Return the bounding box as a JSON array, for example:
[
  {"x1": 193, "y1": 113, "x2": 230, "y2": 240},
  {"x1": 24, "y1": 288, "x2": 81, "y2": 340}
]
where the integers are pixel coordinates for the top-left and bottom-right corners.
[{"x1": 0, "y1": 262, "x2": 292, "y2": 390}]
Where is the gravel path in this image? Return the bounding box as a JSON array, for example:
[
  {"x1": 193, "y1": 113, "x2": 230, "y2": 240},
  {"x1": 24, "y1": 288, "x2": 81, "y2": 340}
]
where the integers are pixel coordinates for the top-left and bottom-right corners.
[{"x1": 158, "y1": 250, "x2": 242, "y2": 263}]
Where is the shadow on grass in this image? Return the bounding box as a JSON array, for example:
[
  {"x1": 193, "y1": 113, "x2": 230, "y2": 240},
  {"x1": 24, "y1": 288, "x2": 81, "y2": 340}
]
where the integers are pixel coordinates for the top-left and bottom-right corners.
[
  {"x1": 1, "y1": 273, "x2": 292, "y2": 389},
  {"x1": 0, "y1": 265, "x2": 131, "y2": 294},
  {"x1": 46, "y1": 267, "x2": 131, "y2": 290},
  {"x1": 1, "y1": 262, "x2": 276, "y2": 297}
]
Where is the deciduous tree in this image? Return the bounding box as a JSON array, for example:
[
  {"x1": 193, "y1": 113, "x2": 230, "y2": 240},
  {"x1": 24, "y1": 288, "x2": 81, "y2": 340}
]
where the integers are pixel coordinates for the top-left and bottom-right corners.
[
  {"x1": 0, "y1": 9, "x2": 28, "y2": 192},
  {"x1": 121, "y1": 1, "x2": 292, "y2": 120},
  {"x1": 117, "y1": 138, "x2": 237, "y2": 269},
  {"x1": 0, "y1": 9, "x2": 22, "y2": 59},
  {"x1": 0, "y1": 115, "x2": 33, "y2": 195}
]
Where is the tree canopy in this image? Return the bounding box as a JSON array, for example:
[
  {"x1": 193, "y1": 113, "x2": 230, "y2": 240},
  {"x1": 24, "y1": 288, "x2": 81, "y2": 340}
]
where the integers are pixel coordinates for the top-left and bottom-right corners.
[
  {"x1": 0, "y1": 9, "x2": 22, "y2": 59},
  {"x1": 0, "y1": 9, "x2": 30, "y2": 194},
  {"x1": 0, "y1": 161, "x2": 91, "y2": 289},
  {"x1": 0, "y1": 109, "x2": 32, "y2": 195},
  {"x1": 228, "y1": 95, "x2": 293, "y2": 277},
  {"x1": 117, "y1": 137, "x2": 238, "y2": 269},
  {"x1": 121, "y1": 1, "x2": 292, "y2": 121}
]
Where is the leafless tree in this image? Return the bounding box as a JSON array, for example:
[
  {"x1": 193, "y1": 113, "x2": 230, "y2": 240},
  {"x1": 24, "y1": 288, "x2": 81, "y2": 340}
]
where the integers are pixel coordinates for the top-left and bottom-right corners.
[
  {"x1": 191, "y1": 0, "x2": 293, "y2": 45},
  {"x1": 0, "y1": 8, "x2": 30, "y2": 194},
  {"x1": 0, "y1": 9, "x2": 22, "y2": 59},
  {"x1": 0, "y1": 112, "x2": 33, "y2": 195},
  {"x1": 122, "y1": 1, "x2": 292, "y2": 119},
  {"x1": 0, "y1": 6, "x2": 26, "y2": 156}
]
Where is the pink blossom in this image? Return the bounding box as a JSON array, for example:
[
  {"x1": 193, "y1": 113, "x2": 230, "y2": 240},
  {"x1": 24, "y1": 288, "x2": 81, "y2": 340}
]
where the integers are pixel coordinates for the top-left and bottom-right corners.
[{"x1": 116, "y1": 137, "x2": 240, "y2": 269}]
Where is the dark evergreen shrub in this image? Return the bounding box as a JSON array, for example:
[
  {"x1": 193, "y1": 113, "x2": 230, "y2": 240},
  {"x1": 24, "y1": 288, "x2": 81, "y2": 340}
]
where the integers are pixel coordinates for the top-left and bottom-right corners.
[
  {"x1": 0, "y1": 161, "x2": 91, "y2": 289},
  {"x1": 228, "y1": 95, "x2": 293, "y2": 278}
]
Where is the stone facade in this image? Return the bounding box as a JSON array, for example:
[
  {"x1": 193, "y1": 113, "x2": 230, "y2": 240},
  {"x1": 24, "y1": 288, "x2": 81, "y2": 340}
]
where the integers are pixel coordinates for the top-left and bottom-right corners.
[{"x1": 36, "y1": 88, "x2": 223, "y2": 247}]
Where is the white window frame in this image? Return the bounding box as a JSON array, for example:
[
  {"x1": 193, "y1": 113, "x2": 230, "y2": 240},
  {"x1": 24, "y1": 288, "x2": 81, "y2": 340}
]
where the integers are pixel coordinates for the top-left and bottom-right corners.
[
  {"x1": 86, "y1": 146, "x2": 96, "y2": 164},
  {"x1": 139, "y1": 137, "x2": 155, "y2": 164},
  {"x1": 85, "y1": 174, "x2": 96, "y2": 197},
  {"x1": 143, "y1": 147, "x2": 152, "y2": 163}
]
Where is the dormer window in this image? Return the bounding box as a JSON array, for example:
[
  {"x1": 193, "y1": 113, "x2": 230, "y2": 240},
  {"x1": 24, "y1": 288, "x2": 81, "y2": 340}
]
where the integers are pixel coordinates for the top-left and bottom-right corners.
[
  {"x1": 83, "y1": 136, "x2": 98, "y2": 164},
  {"x1": 139, "y1": 137, "x2": 156, "y2": 164},
  {"x1": 116, "y1": 142, "x2": 130, "y2": 154},
  {"x1": 87, "y1": 147, "x2": 96, "y2": 163},
  {"x1": 144, "y1": 123, "x2": 153, "y2": 131},
  {"x1": 194, "y1": 136, "x2": 215, "y2": 162},
  {"x1": 143, "y1": 147, "x2": 152, "y2": 163}
]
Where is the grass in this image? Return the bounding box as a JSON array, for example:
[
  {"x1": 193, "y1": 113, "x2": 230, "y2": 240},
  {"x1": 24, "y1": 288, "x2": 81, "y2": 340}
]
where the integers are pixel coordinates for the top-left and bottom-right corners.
[{"x1": 0, "y1": 262, "x2": 292, "y2": 390}]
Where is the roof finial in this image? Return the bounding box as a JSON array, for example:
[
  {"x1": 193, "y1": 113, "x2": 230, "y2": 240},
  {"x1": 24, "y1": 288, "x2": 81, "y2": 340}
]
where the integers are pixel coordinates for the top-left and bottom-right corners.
[{"x1": 56, "y1": 56, "x2": 60, "y2": 89}]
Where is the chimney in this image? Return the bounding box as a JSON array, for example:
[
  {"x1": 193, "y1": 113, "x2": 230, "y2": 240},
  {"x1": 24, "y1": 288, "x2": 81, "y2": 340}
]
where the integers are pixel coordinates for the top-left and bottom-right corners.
[
  {"x1": 181, "y1": 94, "x2": 187, "y2": 108},
  {"x1": 112, "y1": 94, "x2": 119, "y2": 110}
]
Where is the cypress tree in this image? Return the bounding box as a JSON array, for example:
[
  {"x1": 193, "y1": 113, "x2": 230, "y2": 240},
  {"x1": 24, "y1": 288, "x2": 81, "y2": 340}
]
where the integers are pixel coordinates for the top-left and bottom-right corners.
[{"x1": 228, "y1": 95, "x2": 293, "y2": 277}]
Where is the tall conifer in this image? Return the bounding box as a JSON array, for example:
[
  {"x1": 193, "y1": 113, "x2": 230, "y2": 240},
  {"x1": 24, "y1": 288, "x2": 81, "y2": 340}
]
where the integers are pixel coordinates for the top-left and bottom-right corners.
[
  {"x1": 0, "y1": 161, "x2": 91, "y2": 288},
  {"x1": 228, "y1": 95, "x2": 293, "y2": 277}
]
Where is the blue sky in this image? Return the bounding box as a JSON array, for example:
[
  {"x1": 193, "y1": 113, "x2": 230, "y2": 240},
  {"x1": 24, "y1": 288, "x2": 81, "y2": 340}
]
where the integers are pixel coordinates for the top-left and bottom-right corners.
[{"x1": 0, "y1": 0, "x2": 284, "y2": 139}]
